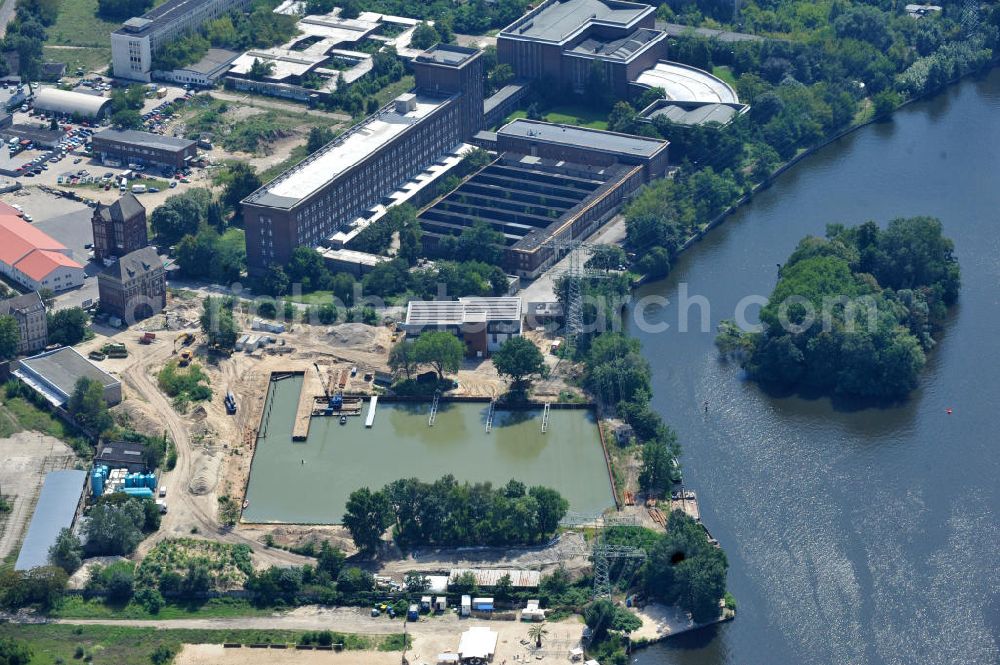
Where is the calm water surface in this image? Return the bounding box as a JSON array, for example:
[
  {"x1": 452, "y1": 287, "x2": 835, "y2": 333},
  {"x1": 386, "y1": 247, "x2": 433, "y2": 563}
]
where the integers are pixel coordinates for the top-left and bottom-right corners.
[
  {"x1": 629, "y1": 69, "x2": 1000, "y2": 665},
  {"x1": 243, "y1": 376, "x2": 613, "y2": 522}
]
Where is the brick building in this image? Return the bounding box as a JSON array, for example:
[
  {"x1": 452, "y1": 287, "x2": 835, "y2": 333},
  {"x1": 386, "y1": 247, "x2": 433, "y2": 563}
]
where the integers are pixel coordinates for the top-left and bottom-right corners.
[
  {"x1": 92, "y1": 192, "x2": 148, "y2": 262},
  {"x1": 0, "y1": 291, "x2": 47, "y2": 355},
  {"x1": 241, "y1": 44, "x2": 484, "y2": 276},
  {"x1": 97, "y1": 246, "x2": 166, "y2": 324},
  {"x1": 496, "y1": 0, "x2": 668, "y2": 99}
]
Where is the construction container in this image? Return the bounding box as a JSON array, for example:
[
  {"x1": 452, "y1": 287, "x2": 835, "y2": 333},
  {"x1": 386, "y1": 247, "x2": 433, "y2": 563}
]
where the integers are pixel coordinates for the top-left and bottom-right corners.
[
  {"x1": 434, "y1": 596, "x2": 447, "y2": 612},
  {"x1": 472, "y1": 597, "x2": 494, "y2": 612}
]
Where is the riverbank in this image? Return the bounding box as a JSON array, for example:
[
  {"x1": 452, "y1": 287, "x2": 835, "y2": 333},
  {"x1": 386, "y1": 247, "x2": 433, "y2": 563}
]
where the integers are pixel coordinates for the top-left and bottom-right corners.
[
  {"x1": 628, "y1": 66, "x2": 1000, "y2": 665},
  {"x1": 634, "y1": 61, "x2": 1000, "y2": 286}
]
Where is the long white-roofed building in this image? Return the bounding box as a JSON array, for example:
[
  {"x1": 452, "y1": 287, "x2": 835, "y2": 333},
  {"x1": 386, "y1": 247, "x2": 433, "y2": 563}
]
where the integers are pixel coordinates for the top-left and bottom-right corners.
[{"x1": 241, "y1": 44, "x2": 484, "y2": 277}]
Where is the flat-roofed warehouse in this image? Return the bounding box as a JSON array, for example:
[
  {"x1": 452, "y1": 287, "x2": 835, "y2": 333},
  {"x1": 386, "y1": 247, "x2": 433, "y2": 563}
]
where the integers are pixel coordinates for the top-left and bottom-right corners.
[
  {"x1": 32, "y1": 88, "x2": 112, "y2": 119},
  {"x1": 14, "y1": 470, "x2": 86, "y2": 570},
  {"x1": 13, "y1": 347, "x2": 122, "y2": 408},
  {"x1": 91, "y1": 129, "x2": 198, "y2": 169},
  {"x1": 403, "y1": 297, "x2": 522, "y2": 356},
  {"x1": 449, "y1": 568, "x2": 541, "y2": 588}
]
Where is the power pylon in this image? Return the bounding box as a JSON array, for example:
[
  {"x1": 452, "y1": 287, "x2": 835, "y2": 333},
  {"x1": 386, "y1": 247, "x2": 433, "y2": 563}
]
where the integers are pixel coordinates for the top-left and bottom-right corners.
[{"x1": 591, "y1": 515, "x2": 646, "y2": 599}]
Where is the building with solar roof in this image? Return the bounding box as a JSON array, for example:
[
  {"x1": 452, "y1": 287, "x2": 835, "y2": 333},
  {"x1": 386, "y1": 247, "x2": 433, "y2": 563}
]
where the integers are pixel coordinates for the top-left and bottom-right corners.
[{"x1": 403, "y1": 297, "x2": 522, "y2": 356}]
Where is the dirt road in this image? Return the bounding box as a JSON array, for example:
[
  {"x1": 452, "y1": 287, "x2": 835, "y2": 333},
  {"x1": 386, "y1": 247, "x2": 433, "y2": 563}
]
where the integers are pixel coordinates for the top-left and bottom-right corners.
[
  {"x1": 115, "y1": 331, "x2": 306, "y2": 567},
  {"x1": 55, "y1": 607, "x2": 588, "y2": 664}
]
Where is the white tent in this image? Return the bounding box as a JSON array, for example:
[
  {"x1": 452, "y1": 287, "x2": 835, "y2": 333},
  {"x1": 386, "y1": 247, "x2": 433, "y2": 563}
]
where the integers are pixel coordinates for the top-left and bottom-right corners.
[{"x1": 458, "y1": 627, "x2": 498, "y2": 662}]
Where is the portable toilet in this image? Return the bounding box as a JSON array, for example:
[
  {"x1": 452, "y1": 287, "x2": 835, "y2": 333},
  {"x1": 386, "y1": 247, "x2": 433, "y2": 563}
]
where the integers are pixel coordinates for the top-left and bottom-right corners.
[
  {"x1": 435, "y1": 596, "x2": 447, "y2": 612},
  {"x1": 461, "y1": 595, "x2": 471, "y2": 616},
  {"x1": 420, "y1": 595, "x2": 432, "y2": 612},
  {"x1": 407, "y1": 604, "x2": 420, "y2": 621}
]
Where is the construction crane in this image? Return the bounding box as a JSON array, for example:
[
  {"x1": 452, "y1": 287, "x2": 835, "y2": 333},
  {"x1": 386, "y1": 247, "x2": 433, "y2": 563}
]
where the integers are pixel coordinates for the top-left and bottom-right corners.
[{"x1": 314, "y1": 363, "x2": 342, "y2": 410}]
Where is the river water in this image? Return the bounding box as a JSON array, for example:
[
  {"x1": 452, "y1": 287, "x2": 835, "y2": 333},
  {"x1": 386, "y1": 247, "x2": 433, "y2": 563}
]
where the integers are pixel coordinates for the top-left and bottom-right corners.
[{"x1": 628, "y1": 69, "x2": 1000, "y2": 665}]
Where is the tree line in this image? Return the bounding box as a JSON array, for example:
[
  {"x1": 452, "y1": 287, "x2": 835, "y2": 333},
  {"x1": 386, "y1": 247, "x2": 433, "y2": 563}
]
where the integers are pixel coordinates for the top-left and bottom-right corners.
[
  {"x1": 716, "y1": 217, "x2": 960, "y2": 400},
  {"x1": 343, "y1": 476, "x2": 569, "y2": 552}
]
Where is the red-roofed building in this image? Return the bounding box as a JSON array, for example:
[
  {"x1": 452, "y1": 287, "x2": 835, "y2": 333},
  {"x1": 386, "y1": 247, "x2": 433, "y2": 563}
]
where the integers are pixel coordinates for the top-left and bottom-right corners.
[{"x1": 0, "y1": 214, "x2": 84, "y2": 291}]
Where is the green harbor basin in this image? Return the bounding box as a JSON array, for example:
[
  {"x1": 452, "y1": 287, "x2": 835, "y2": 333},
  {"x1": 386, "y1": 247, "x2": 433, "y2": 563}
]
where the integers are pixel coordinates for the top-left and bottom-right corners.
[{"x1": 242, "y1": 374, "x2": 614, "y2": 523}]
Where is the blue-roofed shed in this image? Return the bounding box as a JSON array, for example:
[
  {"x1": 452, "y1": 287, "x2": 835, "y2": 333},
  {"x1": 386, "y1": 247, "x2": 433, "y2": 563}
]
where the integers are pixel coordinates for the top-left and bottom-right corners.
[{"x1": 15, "y1": 469, "x2": 86, "y2": 571}]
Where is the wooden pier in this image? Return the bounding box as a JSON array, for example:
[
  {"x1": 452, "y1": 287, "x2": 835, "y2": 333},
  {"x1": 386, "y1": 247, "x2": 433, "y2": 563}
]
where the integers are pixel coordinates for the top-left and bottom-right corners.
[{"x1": 292, "y1": 368, "x2": 323, "y2": 441}]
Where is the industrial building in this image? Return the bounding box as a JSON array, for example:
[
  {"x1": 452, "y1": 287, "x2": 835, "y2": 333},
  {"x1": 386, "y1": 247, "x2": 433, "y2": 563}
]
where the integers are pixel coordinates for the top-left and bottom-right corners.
[
  {"x1": 241, "y1": 44, "x2": 484, "y2": 276},
  {"x1": 95, "y1": 440, "x2": 149, "y2": 473},
  {"x1": 497, "y1": 0, "x2": 668, "y2": 99},
  {"x1": 449, "y1": 568, "x2": 541, "y2": 589},
  {"x1": 111, "y1": 0, "x2": 252, "y2": 82},
  {"x1": 14, "y1": 470, "x2": 86, "y2": 571},
  {"x1": 0, "y1": 213, "x2": 85, "y2": 292},
  {"x1": 155, "y1": 48, "x2": 240, "y2": 87},
  {"x1": 91, "y1": 129, "x2": 198, "y2": 170},
  {"x1": 423, "y1": 120, "x2": 667, "y2": 278},
  {"x1": 13, "y1": 347, "x2": 123, "y2": 408},
  {"x1": 496, "y1": 0, "x2": 746, "y2": 119},
  {"x1": 0, "y1": 291, "x2": 47, "y2": 355},
  {"x1": 92, "y1": 192, "x2": 149, "y2": 262},
  {"x1": 225, "y1": 8, "x2": 421, "y2": 101},
  {"x1": 1, "y1": 124, "x2": 66, "y2": 150},
  {"x1": 31, "y1": 88, "x2": 112, "y2": 119},
  {"x1": 403, "y1": 297, "x2": 522, "y2": 356},
  {"x1": 97, "y1": 246, "x2": 167, "y2": 324}
]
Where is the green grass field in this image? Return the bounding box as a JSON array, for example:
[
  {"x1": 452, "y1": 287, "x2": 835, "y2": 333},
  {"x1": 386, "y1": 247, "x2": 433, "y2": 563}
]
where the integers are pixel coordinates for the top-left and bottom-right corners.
[
  {"x1": 507, "y1": 103, "x2": 609, "y2": 130},
  {"x1": 43, "y1": 46, "x2": 111, "y2": 76},
  {"x1": 712, "y1": 65, "x2": 738, "y2": 88},
  {"x1": 46, "y1": 0, "x2": 120, "y2": 49},
  {"x1": 53, "y1": 596, "x2": 273, "y2": 620},
  {"x1": 0, "y1": 624, "x2": 406, "y2": 665}
]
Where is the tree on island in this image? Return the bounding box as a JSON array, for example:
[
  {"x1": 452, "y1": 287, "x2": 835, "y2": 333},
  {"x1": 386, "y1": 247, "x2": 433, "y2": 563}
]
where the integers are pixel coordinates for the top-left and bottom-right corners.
[
  {"x1": 716, "y1": 217, "x2": 959, "y2": 400},
  {"x1": 491, "y1": 336, "x2": 545, "y2": 392}
]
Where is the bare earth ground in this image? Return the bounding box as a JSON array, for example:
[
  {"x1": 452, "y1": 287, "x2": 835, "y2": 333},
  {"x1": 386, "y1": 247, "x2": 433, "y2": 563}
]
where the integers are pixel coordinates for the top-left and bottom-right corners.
[
  {"x1": 62, "y1": 609, "x2": 587, "y2": 665},
  {"x1": 0, "y1": 432, "x2": 77, "y2": 561},
  {"x1": 176, "y1": 645, "x2": 399, "y2": 665}
]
